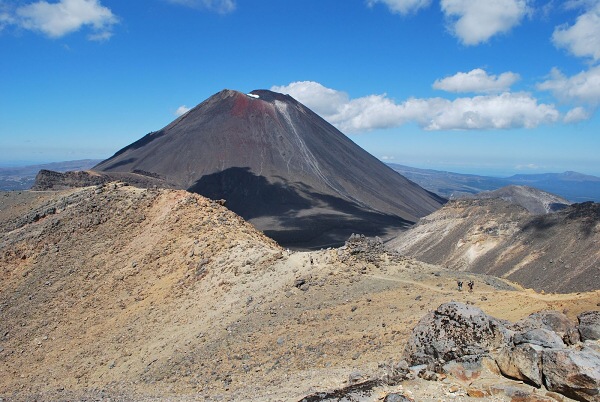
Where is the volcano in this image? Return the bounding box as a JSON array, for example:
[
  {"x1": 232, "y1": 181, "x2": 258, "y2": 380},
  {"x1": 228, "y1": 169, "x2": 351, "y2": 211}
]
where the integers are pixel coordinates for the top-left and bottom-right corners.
[{"x1": 93, "y1": 89, "x2": 444, "y2": 248}]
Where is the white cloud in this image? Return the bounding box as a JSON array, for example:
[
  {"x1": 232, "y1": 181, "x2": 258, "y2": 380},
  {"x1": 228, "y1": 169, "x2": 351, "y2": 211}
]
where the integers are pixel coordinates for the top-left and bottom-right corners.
[
  {"x1": 433, "y1": 68, "x2": 520, "y2": 93},
  {"x1": 421, "y1": 93, "x2": 559, "y2": 130},
  {"x1": 175, "y1": 105, "x2": 191, "y2": 116},
  {"x1": 564, "y1": 106, "x2": 591, "y2": 123},
  {"x1": 552, "y1": 3, "x2": 600, "y2": 60},
  {"x1": 367, "y1": 0, "x2": 432, "y2": 15},
  {"x1": 440, "y1": 0, "x2": 531, "y2": 45},
  {"x1": 167, "y1": 0, "x2": 236, "y2": 13},
  {"x1": 271, "y1": 81, "x2": 349, "y2": 116},
  {"x1": 272, "y1": 81, "x2": 559, "y2": 132},
  {"x1": 16, "y1": 0, "x2": 117, "y2": 40},
  {"x1": 537, "y1": 66, "x2": 600, "y2": 105},
  {"x1": 380, "y1": 155, "x2": 395, "y2": 160},
  {"x1": 515, "y1": 163, "x2": 541, "y2": 170}
]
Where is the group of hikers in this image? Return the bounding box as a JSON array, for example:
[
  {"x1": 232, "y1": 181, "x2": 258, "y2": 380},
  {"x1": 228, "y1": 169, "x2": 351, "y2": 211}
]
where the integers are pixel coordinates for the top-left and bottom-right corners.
[{"x1": 457, "y1": 279, "x2": 474, "y2": 292}]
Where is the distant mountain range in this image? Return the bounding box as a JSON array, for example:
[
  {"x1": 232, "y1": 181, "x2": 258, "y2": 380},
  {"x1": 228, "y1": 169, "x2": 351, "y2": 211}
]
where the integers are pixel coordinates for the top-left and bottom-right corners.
[
  {"x1": 2, "y1": 159, "x2": 598, "y2": 205},
  {"x1": 0, "y1": 159, "x2": 101, "y2": 191},
  {"x1": 388, "y1": 163, "x2": 600, "y2": 203}
]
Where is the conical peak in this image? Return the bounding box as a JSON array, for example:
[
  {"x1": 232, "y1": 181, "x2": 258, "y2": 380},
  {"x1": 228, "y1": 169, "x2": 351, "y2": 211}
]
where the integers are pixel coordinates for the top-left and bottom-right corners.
[{"x1": 208, "y1": 88, "x2": 297, "y2": 105}]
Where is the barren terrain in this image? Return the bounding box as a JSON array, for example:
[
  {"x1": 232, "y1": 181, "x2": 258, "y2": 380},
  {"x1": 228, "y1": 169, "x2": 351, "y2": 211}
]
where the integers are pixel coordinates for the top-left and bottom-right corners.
[
  {"x1": 390, "y1": 198, "x2": 600, "y2": 292},
  {"x1": 1, "y1": 185, "x2": 598, "y2": 401}
]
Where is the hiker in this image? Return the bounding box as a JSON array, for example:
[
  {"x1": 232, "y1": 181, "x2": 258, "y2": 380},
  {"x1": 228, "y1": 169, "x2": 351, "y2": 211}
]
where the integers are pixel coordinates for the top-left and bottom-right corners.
[
  {"x1": 468, "y1": 280, "x2": 474, "y2": 292},
  {"x1": 457, "y1": 280, "x2": 463, "y2": 291}
]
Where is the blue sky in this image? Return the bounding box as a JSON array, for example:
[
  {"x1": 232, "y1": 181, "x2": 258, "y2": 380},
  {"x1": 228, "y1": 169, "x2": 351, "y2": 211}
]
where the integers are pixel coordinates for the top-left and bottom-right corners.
[{"x1": 1, "y1": 0, "x2": 599, "y2": 176}]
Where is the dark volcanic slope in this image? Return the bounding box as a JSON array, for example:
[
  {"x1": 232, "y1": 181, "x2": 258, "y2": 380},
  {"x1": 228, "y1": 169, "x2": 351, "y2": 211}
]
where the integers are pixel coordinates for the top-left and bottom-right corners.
[
  {"x1": 93, "y1": 89, "x2": 444, "y2": 248},
  {"x1": 389, "y1": 199, "x2": 600, "y2": 293}
]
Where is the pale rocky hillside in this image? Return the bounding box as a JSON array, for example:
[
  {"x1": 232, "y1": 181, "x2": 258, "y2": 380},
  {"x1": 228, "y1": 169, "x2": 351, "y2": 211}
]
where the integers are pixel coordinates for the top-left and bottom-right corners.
[{"x1": 389, "y1": 198, "x2": 600, "y2": 293}]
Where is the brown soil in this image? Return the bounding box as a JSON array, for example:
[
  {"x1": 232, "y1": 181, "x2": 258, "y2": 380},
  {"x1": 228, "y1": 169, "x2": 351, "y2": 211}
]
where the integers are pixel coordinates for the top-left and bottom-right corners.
[{"x1": 1, "y1": 185, "x2": 597, "y2": 401}]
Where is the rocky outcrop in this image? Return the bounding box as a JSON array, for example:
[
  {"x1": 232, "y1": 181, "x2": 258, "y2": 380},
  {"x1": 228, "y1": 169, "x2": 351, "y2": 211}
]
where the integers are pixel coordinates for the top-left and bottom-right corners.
[
  {"x1": 32, "y1": 169, "x2": 110, "y2": 190},
  {"x1": 32, "y1": 169, "x2": 170, "y2": 191},
  {"x1": 404, "y1": 302, "x2": 600, "y2": 402}
]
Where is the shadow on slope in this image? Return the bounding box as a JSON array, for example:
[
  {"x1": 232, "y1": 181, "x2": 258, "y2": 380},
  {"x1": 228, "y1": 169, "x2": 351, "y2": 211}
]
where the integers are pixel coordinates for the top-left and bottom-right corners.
[
  {"x1": 188, "y1": 167, "x2": 412, "y2": 249},
  {"x1": 522, "y1": 201, "x2": 600, "y2": 239}
]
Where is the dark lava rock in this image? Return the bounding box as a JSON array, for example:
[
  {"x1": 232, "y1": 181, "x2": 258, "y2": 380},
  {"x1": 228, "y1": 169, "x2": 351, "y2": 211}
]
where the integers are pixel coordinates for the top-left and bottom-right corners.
[{"x1": 403, "y1": 302, "x2": 512, "y2": 366}]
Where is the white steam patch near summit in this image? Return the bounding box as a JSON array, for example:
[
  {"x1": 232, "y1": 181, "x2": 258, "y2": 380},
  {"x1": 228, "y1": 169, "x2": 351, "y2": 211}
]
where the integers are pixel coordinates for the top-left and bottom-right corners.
[{"x1": 175, "y1": 105, "x2": 191, "y2": 117}]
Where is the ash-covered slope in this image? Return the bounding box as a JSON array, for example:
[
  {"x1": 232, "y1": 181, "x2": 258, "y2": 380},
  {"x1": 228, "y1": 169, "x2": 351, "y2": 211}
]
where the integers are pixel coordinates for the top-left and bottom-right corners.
[
  {"x1": 93, "y1": 89, "x2": 444, "y2": 248},
  {"x1": 389, "y1": 199, "x2": 600, "y2": 292},
  {"x1": 462, "y1": 185, "x2": 570, "y2": 214}
]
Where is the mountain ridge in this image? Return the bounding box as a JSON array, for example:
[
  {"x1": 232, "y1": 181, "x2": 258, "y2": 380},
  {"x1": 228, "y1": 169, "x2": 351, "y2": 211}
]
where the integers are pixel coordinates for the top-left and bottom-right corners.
[
  {"x1": 388, "y1": 163, "x2": 600, "y2": 202},
  {"x1": 389, "y1": 198, "x2": 600, "y2": 292},
  {"x1": 462, "y1": 185, "x2": 570, "y2": 214}
]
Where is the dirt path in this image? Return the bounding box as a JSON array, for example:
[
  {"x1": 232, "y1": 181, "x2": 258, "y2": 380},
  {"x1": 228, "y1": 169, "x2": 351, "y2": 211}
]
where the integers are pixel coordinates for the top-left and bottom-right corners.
[{"x1": 365, "y1": 274, "x2": 600, "y2": 303}]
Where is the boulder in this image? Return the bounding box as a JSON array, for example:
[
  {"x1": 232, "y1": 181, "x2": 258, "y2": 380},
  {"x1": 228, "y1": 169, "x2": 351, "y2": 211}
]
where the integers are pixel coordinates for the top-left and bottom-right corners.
[
  {"x1": 542, "y1": 346, "x2": 600, "y2": 402},
  {"x1": 514, "y1": 328, "x2": 566, "y2": 349},
  {"x1": 383, "y1": 393, "x2": 411, "y2": 402},
  {"x1": 403, "y1": 302, "x2": 512, "y2": 366},
  {"x1": 513, "y1": 310, "x2": 578, "y2": 345},
  {"x1": 578, "y1": 311, "x2": 600, "y2": 341},
  {"x1": 404, "y1": 304, "x2": 600, "y2": 402},
  {"x1": 496, "y1": 343, "x2": 544, "y2": 387}
]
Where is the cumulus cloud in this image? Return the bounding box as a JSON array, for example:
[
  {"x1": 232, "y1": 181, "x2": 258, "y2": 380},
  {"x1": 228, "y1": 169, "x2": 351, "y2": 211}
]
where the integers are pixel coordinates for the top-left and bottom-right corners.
[
  {"x1": 440, "y1": 0, "x2": 531, "y2": 45},
  {"x1": 537, "y1": 66, "x2": 600, "y2": 105},
  {"x1": 272, "y1": 81, "x2": 559, "y2": 132},
  {"x1": 552, "y1": 3, "x2": 600, "y2": 61},
  {"x1": 271, "y1": 81, "x2": 349, "y2": 116},
  {"x1": 15, "y1": 0, "x2": 117, "y2": 40},
  {"x1": 564, "y1": 106, "x2": 591, "y2": 123},
  {"x1": 367, "y1": 0, "x2": 432, "y2": 15},
  {"x1": 175, "y1": 105, "x2": 191, "y2": 116},
  {"x1": 166, "y1": 0, "x2": 236, "y2": 13},
  {"x1": 433, "y1": 68, "x2": 520, "y2": 93}
]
